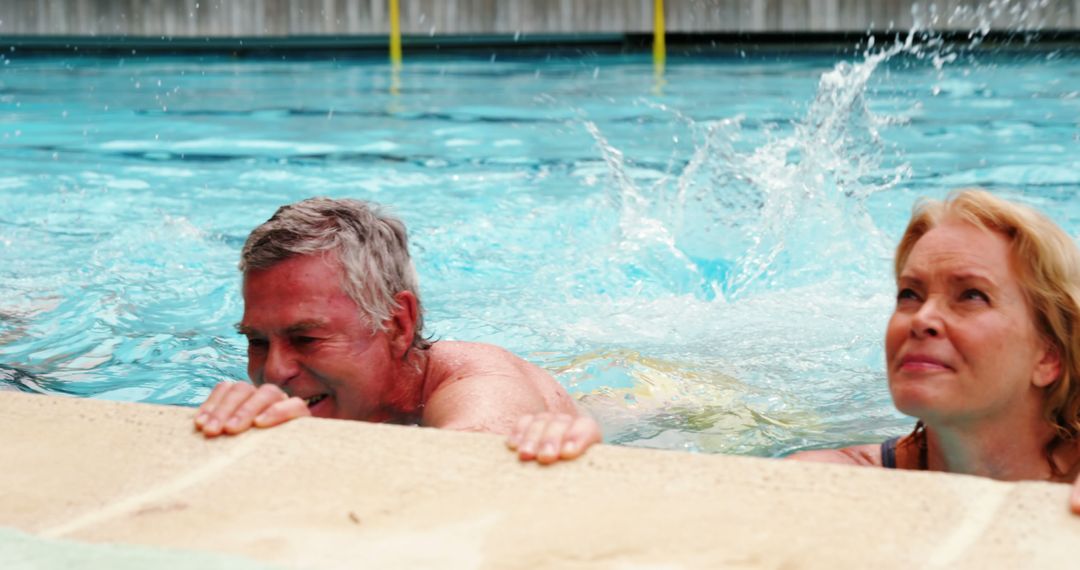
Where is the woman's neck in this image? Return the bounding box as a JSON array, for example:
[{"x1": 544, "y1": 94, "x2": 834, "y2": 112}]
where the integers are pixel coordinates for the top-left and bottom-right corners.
[{"x1": 916, "y1": 399, "x2": 1064, "y2": 481}]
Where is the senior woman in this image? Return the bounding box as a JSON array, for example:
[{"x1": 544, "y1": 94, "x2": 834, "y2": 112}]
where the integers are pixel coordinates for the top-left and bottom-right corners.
[
  {"x1": 509, "y1": 189, "x2": 1080, "y2": 512},
  {"x1": 791, "y1": 189, "x2": 1080, "y2": 513}
]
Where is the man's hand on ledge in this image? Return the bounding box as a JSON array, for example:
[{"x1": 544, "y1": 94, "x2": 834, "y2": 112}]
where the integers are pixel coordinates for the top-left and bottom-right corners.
[
  {"x1": 194, "y1": 382, "x2": 310, "y2": 437},
  {"x1": 506, "y1": 412, "x2": 602, "y2": 465}
]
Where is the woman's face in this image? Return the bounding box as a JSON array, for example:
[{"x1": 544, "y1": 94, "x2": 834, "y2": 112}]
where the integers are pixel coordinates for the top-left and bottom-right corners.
[{"x1": 885, "y1": 219, "x2": 1060, "y2": 426}]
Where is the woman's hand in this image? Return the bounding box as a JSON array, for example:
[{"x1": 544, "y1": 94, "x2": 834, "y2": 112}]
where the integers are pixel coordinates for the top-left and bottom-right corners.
[
  {"x1": 1071, "y1": 475, "x2": 1080, "y2": 515},
  {"x1": 506, "y1": 412, "x2": 601, "y2": 464}
]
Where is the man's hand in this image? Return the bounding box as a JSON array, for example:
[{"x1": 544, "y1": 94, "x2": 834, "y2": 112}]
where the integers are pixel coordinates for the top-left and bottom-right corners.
[
  {"x1": 506, "y1": 412, "x2": 601, "y2": 464},
  {"x1": 194, "y1": 382, "x2": 310, "y2": 437}
]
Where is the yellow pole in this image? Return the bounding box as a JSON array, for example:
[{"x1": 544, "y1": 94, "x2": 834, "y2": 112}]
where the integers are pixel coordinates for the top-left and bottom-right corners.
[
  {"x1": 389, "y1": 0, "x2": 402, "y2": 102},
  {"x1": 389, "y1": 0, "x2": 402, "y2": 70},
  {"x1": 653, "y1": 0, "x2": 666, "y2": 94}
]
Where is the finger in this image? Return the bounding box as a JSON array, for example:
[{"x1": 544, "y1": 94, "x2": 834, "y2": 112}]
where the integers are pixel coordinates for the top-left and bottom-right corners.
[
  {"x1": 1071, "y1": 481, "x2": 1080, "y2": 515},
  {"x1": 223, "y1": 383, "x2": 289, "y2": 434},
  {"x1": 536, "y1": 414, "x2": 573, "y2": 465},
  {"x1": 516, "y1": 413, "x2": 552, "y2": 461},
  {"x1": 253, "y1": 397, "x2": 312, "y2": 428},
  {"x1": 559, "y1": 416, "x2": 602, "y2": 460},
  {"x1": 195, "y1": 382, "x2": 234, "y2": 427},
  {"x1": 199, "y1": 383, "x2": 256, "y2": 437},
  {"x1": 506, "y1": 414, "x2": 535, "y2": 450}
]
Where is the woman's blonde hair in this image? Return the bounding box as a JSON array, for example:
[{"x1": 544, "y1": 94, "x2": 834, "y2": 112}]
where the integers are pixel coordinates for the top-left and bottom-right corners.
[{"x1": 895, "y1": 189, "x2": 1080, "y2": 467}]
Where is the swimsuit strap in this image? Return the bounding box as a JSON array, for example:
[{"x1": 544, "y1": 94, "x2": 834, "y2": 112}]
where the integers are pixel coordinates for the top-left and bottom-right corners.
[{"x1": 880, "y1": 436, "x2": 901, "y2": 469}]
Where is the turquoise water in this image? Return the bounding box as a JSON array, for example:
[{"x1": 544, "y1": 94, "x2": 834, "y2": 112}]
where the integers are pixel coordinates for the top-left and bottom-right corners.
[
  {"x1": 0, "y1": 528, "x2": 279, "y2": 570},
  {"x1": 1, "y1": 38, "x2": 1078, "y2": 456}
]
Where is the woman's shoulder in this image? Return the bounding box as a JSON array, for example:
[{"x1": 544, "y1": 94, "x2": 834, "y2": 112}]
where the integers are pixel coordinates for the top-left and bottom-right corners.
[{"x1": 787, "y1": 444, "x2": 884, "y2": 467}]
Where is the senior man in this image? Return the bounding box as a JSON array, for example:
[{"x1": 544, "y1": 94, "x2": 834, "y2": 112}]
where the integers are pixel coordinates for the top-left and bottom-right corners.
[{"x1": 194, "y1": 197, "x2": 599, "y2": 463}]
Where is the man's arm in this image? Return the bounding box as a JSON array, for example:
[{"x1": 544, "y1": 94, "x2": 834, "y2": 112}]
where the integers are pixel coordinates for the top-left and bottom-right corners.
[
  {"x1": 421, "y1": 342, "x2": 602, "y2": 464},
  {"x1": 421, "y1": 372, "x2": 547, "y2": 433},
  {"x1": 423, "y1": 377, "x2": 601, "y2": 464}
]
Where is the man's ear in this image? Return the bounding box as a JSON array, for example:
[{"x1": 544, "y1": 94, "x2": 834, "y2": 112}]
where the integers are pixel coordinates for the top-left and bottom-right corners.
[
  {"x1": 386, "y1": 291, "x2": 418, "y2": 361},
  {"x1": 1033, "y1": 340, "x2": 1062, "y2": 389}
]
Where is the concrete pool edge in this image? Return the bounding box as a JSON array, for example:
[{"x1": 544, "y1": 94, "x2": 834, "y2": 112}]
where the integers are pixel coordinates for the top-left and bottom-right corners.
[{"x1": 2, "y1": 391, "x2": 1078, "y2": 569}]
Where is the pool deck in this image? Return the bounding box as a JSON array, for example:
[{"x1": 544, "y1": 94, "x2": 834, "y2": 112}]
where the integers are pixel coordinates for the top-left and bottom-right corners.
[
  {"x1": 3, "y1": 0, "x2": 1078, "y2": 36},
  {"x1": 2, "y1": 391, "x2": 1078, "y2": 569}
]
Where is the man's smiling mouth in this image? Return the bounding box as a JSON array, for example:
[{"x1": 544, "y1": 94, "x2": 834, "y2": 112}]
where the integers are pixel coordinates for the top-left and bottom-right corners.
[{"x1": 305, "y1": 394, "x2": 329, "y2": 407}]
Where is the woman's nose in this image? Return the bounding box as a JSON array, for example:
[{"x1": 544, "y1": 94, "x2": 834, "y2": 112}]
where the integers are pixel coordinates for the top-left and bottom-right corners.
[{"x1": 910, "y1": 298, "x2": 943, "y2": 339}]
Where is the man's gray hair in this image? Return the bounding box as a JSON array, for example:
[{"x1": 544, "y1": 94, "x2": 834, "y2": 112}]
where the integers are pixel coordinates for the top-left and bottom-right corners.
[{"x1": 240, "y1": 197, "x2": 430, "y2": 351}]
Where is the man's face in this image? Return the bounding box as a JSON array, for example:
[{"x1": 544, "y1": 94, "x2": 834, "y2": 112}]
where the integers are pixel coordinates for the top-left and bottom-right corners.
[{"x1": 239, "y1": 254, "x2": 396, "y2": 422}]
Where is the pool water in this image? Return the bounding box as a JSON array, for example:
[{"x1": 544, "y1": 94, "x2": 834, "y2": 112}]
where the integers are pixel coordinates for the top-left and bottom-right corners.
[{"x1": 1, "y1": 33, "x2": 1078, "y2": 456}]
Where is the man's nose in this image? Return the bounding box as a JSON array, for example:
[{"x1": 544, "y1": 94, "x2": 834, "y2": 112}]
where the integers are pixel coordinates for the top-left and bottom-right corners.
[
  {"x1": 263, "y1": 340, "x2": 300, "y2": 386},
  {"x1": 910, "y1": 297, "x2": 944, "y2": 339}
]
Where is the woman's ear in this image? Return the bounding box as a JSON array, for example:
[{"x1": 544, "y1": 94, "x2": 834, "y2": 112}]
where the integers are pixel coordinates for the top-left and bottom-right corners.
[
  {"x1": 1033, "y1": 341, "x2": 1062, "y2": 389},
  {"x1": 386, "y1": 291, "x2": 418, "y2": 361}
]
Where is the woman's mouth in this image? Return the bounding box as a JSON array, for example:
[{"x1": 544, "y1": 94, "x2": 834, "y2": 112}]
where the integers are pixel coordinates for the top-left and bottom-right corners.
[{"x1": 898, "y1": 355, "x2": 952, "y2": 372}]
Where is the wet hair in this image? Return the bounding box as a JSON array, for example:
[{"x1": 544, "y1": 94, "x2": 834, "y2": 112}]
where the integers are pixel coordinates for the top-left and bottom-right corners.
[
  {"x1": 894, "y1": 189, "x2": 1080, "y2": 473},
  {"x1": 240, "y1": 197, "x2": 431, "y2": 352}
]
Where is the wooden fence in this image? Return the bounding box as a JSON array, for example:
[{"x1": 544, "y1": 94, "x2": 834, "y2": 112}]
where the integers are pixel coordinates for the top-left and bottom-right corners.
[{"x1": 1, "y1": 0, "x2": 1078, "y2": 36}]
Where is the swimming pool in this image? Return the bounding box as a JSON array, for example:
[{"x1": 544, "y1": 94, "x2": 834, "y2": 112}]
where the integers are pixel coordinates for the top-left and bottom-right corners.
[{"x1": 1, "y1": 34, "x2": 1078, "y2": 456}]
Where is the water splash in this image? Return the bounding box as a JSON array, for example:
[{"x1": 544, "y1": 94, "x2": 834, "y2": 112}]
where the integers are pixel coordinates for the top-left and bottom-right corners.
[
  {"x1": 587, "y1": 45, "x2": 910, "y2": 301},
  {"x1": 585, "y1": 0, "x2": 1058, "y2": 303},
  {"x1": 583, "y1": 120, "x2": 712, "y2": 298}
]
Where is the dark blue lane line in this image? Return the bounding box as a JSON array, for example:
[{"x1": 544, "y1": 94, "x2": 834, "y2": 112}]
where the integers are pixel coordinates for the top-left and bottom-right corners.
[{"x1": 0, "y1": 144, "x2": 678, "y2": 172}]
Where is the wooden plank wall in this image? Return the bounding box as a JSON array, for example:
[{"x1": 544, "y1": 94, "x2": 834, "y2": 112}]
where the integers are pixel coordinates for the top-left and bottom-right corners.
[{"x1": 0, "y1": 0, "x2": 1077, "y2": 36}]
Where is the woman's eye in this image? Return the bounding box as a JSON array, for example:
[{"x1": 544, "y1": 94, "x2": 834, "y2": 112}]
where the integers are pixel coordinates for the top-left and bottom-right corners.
[
  {"x1": 896, "y1": 288, "x2": 920, "y2": 302},
  {"x1": 961, "y1": 288, "x2": 990, "y2": 303}
]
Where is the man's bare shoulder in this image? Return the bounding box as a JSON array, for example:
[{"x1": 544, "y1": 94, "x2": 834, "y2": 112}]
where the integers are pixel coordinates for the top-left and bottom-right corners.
[
  {"x1": 428, "y1": 340, "x2": 539, "y2": 380},
  {"x1": 420, "y1": 341, "x2": 576, "y2": 431},
  {"x1": 787, "y1": 444, "x2": 883, "y2": 467},
  {"x1": 430, "y1": 339, "x2": 508, "y2": 358}
]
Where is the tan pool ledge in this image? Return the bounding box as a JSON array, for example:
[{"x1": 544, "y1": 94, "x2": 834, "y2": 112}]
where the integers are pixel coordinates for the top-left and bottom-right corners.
[{"x1": 2, "y1": 390, "x2": 1078, "y2": 569}]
